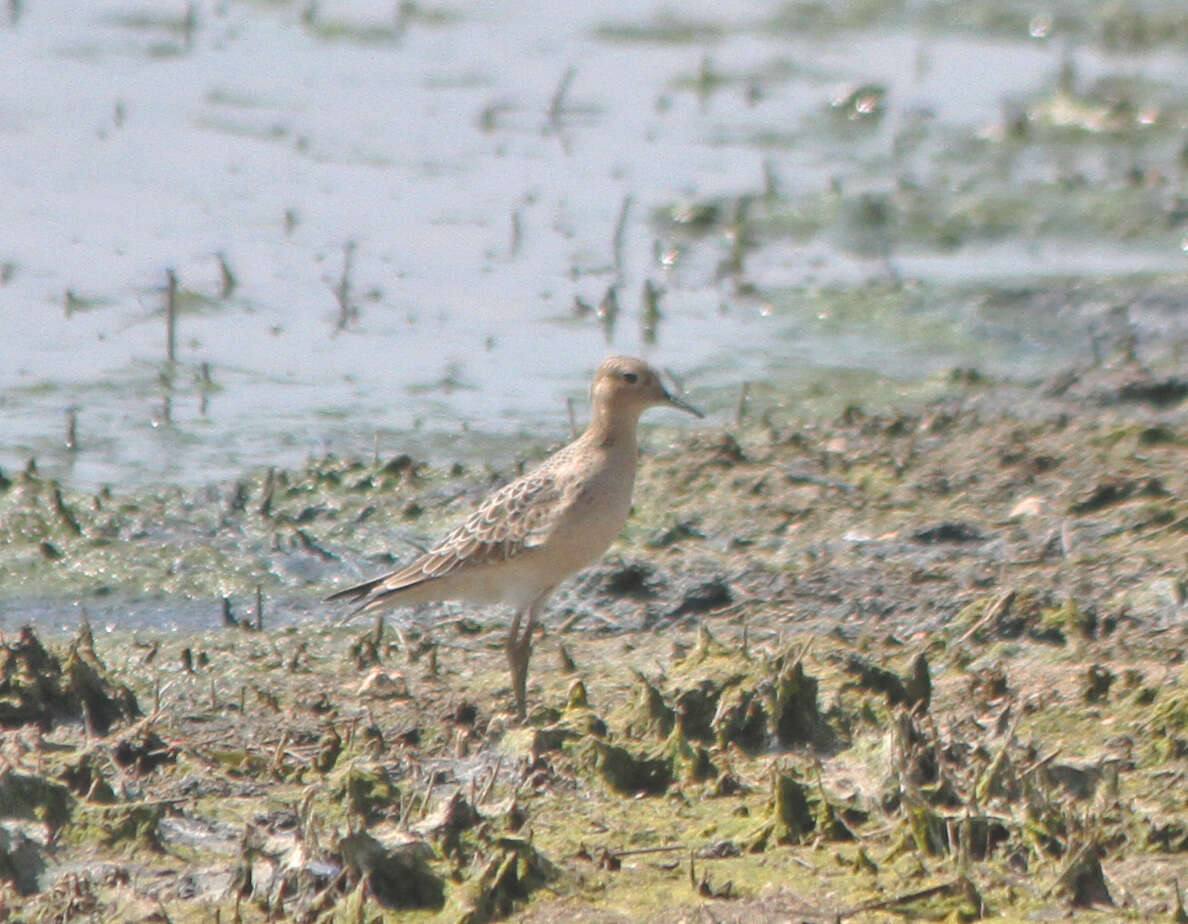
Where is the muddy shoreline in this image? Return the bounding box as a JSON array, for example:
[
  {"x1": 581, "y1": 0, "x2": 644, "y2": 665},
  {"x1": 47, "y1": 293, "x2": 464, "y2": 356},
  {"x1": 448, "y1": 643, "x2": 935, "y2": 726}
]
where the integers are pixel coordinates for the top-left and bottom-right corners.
[{"x1": 0, "y1": 354, "x2": 1186, "y2": 921}]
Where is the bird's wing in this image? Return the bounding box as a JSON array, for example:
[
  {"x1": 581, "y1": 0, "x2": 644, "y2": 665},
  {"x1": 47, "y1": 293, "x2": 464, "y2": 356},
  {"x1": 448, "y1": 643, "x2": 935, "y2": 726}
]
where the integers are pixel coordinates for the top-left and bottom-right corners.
[
  {"x1": 325, "y1": 469, "x2": 569, "y2": 607},
  {"x1": 415, "y1": 471, "x2": 568, "y2": 575}
]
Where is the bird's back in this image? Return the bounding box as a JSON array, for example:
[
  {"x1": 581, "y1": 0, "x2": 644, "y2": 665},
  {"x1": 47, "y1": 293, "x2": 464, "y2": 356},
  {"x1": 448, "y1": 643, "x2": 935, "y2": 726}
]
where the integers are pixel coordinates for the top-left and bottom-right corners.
[{"x1": 327, "y1": 429, "x2": 636, "y2": 612}]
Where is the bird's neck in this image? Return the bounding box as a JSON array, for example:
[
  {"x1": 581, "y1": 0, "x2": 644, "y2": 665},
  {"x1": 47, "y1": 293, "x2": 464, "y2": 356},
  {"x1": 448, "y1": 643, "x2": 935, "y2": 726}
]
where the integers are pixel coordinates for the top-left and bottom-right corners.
[{"x1": 583, "y1": 402, "x2": 641, "y2": 453}]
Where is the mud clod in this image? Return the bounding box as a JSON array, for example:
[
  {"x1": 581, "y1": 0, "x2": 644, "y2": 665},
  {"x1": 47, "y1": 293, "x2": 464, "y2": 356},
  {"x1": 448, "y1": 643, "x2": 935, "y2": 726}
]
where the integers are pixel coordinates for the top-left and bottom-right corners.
[
  {"x1": 0, "y1": 823, "x2": 47, "y2": 895},
  {"x1": 339, "y1": 831, "x2": 444, "y2": 910},
  {"x1": 770, "y1": 658, "x2": 827, "y2": 748},
  {"x1": 583, "y1": 740, "x2": 673, "y2": 795},
  {"x1": 0, "y1": 625, "x2": 138, "y2": 734},
  {"x1": 1054, "y1": 842, "x2": 1114, "y2": 908},
  {"x1": 450, "y1": 837, "x2": 558, "y2": 924},
  {"x1": 0, "y1": 771, "x2": 72, "y2": 833},
  {"x1": 842, "y1": 651, "x2": 930, "y2": 708}
]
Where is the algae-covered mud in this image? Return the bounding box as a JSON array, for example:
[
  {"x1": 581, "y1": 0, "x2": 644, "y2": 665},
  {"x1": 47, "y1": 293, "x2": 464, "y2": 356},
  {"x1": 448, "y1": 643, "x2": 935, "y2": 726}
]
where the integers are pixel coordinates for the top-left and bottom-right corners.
[{"x1": 0, "y1": 355, "x2": 1185, "y2": 921}]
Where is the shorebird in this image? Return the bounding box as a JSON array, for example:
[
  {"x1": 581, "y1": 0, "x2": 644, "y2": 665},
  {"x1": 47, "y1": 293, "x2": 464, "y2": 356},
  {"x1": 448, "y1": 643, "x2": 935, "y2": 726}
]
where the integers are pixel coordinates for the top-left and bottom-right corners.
[{"x1": 327, "y1": 356, "x2": 702, "y2": 717}]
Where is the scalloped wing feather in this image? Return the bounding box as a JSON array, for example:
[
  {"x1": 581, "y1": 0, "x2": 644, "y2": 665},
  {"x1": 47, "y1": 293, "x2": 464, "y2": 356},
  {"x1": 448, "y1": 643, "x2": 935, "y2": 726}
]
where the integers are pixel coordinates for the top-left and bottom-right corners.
[{"x1": 331, "y1": 470, "x2": 570, "y2": 608}]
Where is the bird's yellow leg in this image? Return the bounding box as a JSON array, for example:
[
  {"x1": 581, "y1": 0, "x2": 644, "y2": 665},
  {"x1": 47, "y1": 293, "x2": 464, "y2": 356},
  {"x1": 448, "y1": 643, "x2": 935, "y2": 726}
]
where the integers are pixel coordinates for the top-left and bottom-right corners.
[{"x1": 507, "y1": 597, "x2": 546, "y2": 719}]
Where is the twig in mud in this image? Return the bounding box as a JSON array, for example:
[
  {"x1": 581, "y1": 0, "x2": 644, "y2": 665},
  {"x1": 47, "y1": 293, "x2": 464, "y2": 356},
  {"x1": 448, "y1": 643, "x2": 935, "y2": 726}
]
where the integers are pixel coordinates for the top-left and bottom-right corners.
[
  {"x1": 392, "y1": 624, "x2": 411, "y2": 661},
  {"x1": 255, "y1": 585, "x2": 264, "y2": 632},
  {"x1": 294, "y1": 528, "x2": 338, "y2": 562},
  {"x1": 789, "y1": 636, "x2": 813, "y2": 668},
  {"x1": 479, "y1": 755, "x2": 502, "y2": 804},
  {"x1": 558, "y1": 608, "x2": 585, "y2": 633},
  {"x1": 111, "y1": 796, "x2": 190, "y2": 810},
  {"x1": 1016, "y1": 748, "x2": 1061, "y2": 780},
  {"x1": 270, "y1": 732, "x2": 288, "y2": 778},
  {"x1": 416, "y1": 777, "x2": 436, "y2": 822},
  {"x1": 974, "y1": 710, "x2": 1023, "y2": 803},
  {"x1": 399, "y1": 768, "x2": 421, "y2": 827},
  {"x1": 613, "y1": 844, "x2": 687, "y2": 859},
  {"x1": 956, "y1": 589, "x2": 1015, "y2": 645},
  {"x1": 306, "y1": 868, "x2": 349, "y2": 919},
  {"x1": 588, "y1": 607, "x2": 625, "y2": 631},
  {"x1": 836, "y1": 879, "x2": 965, "y2": 919},
  {"x1": 299, "y1": 786, "x2": 319, "y2": 845}
]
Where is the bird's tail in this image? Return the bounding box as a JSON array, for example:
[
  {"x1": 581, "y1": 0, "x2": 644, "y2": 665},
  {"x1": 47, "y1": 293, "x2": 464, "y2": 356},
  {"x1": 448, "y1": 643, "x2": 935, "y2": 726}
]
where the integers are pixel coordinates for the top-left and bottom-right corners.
[{"x1": 324, "y1": 575, "x2": 389, "y2": 606}]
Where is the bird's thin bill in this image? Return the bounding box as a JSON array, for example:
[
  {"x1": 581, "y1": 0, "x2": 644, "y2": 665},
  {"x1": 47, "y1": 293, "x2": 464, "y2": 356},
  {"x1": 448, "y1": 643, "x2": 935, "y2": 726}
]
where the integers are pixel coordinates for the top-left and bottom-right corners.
[{"x1": 665, "y1": 391, "x2": 704, "y2": 418}]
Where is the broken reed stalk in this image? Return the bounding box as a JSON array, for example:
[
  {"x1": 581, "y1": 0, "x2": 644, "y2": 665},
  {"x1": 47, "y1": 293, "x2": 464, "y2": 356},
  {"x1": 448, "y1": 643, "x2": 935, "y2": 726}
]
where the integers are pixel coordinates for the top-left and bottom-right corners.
[
  {"x1": 736, "y1": 381, "x2": 750, "y2": 425},
  {"x1": 217, "y1": 251, "x2": 236, "y2": 297},
  {"x1": 547, "y1": 65, "x2": 576, "y2": 132},
  {"x1": 762, "y1": 158, "x2": 779, "y2": 200},
  {"x1": 198, "y1": 362, "x2": 214, "y2": 415},
  {"x1": 509, "y1": 209, "x2": 522, "y2": 258},
  {"x1": 597, "y1": 284, "x2": 618, "y2": 340},
  {"x1": 165, "y1": 268, "x2": 178, "y2": 363},
  {"x1": 335, "y1": 241, "x2": 357, "y2": 330},
  {"x1": 64, "y1": 408, "x2": 78, "y2": 450},
  {"x1": 641, "y1": 279, "x2": 661, "y2": 344},
  {"x1": 612, "y1": 194, "x2": 632, "y2": 274}
]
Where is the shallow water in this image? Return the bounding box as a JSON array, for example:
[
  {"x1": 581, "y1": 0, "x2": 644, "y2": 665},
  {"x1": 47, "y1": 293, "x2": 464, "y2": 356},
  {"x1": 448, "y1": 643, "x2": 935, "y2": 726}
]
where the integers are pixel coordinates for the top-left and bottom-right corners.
[{"x1": 1, "y1": 0, "x2": 1187, "y2": 490}]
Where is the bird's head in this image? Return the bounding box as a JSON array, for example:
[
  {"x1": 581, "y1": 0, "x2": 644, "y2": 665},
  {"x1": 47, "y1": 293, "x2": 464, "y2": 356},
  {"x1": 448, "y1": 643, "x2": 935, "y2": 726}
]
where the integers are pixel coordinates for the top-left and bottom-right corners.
[{"x1": 590, "y1": 356, "x2": 703, "y2": 421}]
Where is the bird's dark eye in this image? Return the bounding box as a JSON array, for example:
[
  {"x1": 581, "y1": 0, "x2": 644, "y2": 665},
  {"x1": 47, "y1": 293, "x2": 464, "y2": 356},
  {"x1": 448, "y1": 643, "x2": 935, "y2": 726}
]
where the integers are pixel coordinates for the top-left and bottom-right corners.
[{"x1": 621, "y1": 371, "x2": 639, "y2": 384}]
